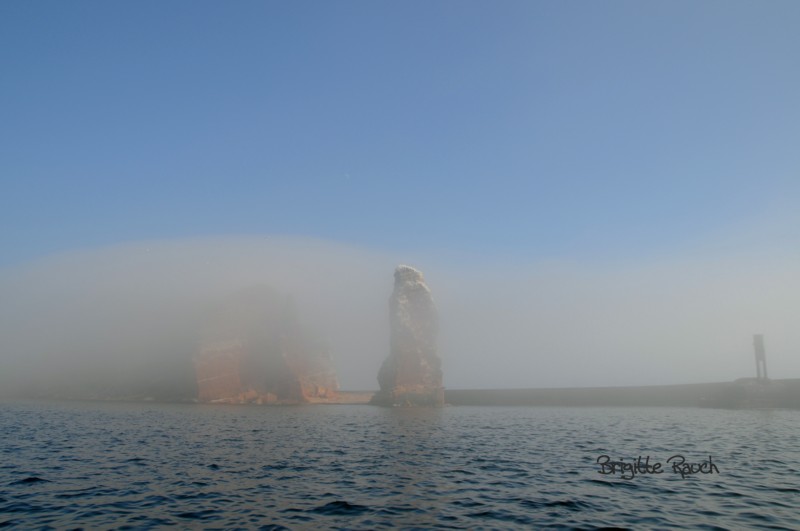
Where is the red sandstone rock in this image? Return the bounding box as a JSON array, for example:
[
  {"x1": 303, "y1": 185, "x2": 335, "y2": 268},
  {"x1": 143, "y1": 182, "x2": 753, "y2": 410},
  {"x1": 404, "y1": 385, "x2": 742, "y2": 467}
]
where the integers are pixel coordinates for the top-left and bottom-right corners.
[
  {"x1": 193, "y1": 286, "x2": 338, "y2": 404},
  {"x1": 372, "y1": 265, "x2": 444, "y2": 406},
  {"x1": 194, "y1": 340, "x2": 249, "y2": 402}
]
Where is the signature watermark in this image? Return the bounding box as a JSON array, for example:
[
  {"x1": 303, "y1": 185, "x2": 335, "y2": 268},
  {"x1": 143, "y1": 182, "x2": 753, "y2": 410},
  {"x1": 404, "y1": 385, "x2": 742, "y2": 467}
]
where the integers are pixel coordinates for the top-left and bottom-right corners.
[{"x1": 596, "y1": 455, "x2": 719, "y2": 479}]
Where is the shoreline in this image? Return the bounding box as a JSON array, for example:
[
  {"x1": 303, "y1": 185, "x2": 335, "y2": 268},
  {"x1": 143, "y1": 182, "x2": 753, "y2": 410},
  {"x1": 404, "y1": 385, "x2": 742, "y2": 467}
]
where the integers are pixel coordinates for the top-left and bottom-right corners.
[{"x1": 6, "y1": 379, "x2": 800, "y2": 409}]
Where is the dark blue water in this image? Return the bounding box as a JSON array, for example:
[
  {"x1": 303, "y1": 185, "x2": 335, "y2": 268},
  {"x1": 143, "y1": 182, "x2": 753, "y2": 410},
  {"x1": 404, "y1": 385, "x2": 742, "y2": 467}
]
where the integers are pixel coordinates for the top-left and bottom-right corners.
[{"x1": 1, "y1": 401, "x2": 798, "y2": 529}]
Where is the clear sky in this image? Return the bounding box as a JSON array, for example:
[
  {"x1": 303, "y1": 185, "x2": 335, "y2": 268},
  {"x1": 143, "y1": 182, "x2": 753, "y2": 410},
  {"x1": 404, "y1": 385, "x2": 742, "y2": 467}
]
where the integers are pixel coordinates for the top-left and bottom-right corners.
[{"x1": 2, "y1": 0, "x2": 798, "y2": 268}]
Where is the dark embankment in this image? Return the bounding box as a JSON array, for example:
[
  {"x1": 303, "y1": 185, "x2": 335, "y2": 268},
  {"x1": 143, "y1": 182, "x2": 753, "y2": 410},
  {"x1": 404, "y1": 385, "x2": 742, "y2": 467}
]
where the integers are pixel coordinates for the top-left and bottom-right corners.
[{"x1": 445, "y1": 379, "x2": 800, "y2": 409}]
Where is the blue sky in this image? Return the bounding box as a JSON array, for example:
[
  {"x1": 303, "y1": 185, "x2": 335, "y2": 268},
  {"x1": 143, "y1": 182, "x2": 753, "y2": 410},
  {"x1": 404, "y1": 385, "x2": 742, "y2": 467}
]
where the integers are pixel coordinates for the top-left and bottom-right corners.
[{"x1": 2, "y1": 0, "x2": 799, "y2": 268}]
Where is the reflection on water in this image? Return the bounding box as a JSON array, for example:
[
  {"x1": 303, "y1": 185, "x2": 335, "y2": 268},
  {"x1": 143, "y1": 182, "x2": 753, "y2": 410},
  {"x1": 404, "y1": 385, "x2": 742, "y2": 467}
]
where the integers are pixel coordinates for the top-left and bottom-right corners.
[{"x1": 1, "y1": 401, "x2": 798, "y2": 529}]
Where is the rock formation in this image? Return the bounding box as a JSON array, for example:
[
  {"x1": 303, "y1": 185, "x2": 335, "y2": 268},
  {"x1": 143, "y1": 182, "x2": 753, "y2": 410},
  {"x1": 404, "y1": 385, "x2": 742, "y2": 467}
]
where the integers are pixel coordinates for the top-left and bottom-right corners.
[
  {"x1": 193, "y1": 286, "x2": 338, "y2": 404},
  {"x1": 371, "y1": 265, "x2": 444, "y2": 406}
]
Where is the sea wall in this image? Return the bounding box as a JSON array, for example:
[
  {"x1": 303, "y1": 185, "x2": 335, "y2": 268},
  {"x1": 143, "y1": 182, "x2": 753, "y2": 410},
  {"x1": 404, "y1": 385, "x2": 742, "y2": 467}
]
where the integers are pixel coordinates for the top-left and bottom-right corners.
[{"x1": 444, "y1": 379, "x2": 800, "y2": 409}]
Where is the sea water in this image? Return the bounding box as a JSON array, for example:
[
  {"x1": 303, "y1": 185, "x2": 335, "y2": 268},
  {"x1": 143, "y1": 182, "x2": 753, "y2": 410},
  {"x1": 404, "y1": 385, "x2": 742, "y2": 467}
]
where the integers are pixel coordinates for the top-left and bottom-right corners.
[{"x1": 1, "y1": 401, "x2": 798, "y2": 529}]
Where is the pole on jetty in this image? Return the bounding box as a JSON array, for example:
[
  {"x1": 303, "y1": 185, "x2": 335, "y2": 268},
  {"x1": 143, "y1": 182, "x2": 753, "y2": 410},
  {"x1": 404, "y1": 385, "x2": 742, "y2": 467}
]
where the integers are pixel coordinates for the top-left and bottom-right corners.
[{"x1": 753, "y1": 334, "x2": 768, "y2": 381}]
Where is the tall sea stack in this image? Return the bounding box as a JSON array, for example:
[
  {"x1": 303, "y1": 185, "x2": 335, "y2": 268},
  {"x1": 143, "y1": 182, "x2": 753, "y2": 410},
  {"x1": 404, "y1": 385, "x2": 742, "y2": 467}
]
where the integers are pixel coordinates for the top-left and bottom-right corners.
[{"x1": 371, "y1": 265, "x2": 444, "y2": 406}]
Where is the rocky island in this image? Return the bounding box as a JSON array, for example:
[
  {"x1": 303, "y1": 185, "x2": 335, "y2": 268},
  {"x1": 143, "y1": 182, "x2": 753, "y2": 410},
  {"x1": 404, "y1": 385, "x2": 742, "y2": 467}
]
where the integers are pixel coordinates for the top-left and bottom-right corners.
[
  {"x1": 13, "y1": 266, "x2": 797, "y2": 411},
  {"x1": 193, "y1": 286, "x2": 339, "y2": 404}
]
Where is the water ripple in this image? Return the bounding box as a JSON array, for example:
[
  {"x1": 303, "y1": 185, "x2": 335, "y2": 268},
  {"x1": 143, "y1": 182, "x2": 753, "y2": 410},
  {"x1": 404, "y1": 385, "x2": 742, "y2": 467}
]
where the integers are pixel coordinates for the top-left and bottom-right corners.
[{"x1": 1, "y1": 402, "x2": 798, "y2": 528}]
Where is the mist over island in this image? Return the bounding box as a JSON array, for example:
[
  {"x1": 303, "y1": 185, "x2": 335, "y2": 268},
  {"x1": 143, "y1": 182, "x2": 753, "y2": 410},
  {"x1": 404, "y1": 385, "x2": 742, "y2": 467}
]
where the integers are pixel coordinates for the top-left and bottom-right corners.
[{"x1": 1, "y1": 235, "x2": 797, "y2": 404}]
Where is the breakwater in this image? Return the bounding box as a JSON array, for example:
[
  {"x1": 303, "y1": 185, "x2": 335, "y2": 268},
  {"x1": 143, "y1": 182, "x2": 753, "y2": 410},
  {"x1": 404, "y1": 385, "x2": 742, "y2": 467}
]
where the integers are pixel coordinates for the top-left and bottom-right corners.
[{"x1": 444, "y1": 379, "x2": 800, "y2": 409}]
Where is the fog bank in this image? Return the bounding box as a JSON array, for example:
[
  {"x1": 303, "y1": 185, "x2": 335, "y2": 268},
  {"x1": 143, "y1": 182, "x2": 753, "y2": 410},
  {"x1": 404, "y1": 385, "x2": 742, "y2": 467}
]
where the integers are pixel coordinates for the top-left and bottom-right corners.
[{"x1": 0, "y1": 235, "x2": 797, "y2": 397}]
